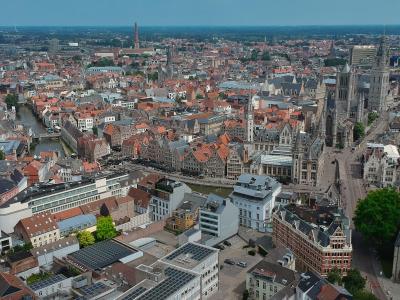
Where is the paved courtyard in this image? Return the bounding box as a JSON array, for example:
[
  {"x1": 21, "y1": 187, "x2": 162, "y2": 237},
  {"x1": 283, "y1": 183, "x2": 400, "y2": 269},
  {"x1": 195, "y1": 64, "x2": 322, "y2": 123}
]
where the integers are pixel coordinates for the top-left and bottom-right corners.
[{"x1": 214, "y1": 235, "x2": 263, "y2": 300}]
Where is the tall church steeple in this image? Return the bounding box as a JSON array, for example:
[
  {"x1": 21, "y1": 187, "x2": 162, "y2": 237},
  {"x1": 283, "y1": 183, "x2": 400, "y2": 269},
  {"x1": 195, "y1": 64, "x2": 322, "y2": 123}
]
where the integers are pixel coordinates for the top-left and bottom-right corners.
[
  {"x1": 369, "y1": 35, "x2": 390, "y2": 112},
  {"x1": 245, "y1": 94, "x2": 254, "y2": 143}
]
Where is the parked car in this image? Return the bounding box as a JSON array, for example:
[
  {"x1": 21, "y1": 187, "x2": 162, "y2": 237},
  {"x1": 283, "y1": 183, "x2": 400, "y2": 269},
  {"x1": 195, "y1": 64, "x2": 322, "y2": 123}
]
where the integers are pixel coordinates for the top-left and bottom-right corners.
[
  {"x1": 223, "y1": 240, "x2": 232, "y2": 246},
  {"x1": 224, "y1": 259, "x2": 235, "y2": 265},
  {"x1": 215, "y1": 245, "x2": 225, "y2": 250},
  {"x1": 237, "y1": 261, "x2": 247, "y2": 268}
]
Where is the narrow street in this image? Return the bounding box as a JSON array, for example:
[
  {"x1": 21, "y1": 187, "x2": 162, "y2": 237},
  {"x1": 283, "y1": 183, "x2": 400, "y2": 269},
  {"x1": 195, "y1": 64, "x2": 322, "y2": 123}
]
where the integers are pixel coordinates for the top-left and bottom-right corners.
[{"x1": 327, "y1": 113, "x2": 389, "y2": 300}]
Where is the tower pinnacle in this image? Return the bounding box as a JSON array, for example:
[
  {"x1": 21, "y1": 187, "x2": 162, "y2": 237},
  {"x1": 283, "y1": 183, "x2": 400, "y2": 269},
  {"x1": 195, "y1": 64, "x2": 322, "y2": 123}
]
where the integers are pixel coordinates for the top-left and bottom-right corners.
[{"x1": 134, "y1": 22, "x2": 139, "y2": 49}]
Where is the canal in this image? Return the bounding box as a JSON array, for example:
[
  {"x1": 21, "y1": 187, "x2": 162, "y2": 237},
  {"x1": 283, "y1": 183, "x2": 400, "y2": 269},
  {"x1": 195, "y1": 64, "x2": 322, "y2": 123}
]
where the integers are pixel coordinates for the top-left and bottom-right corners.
[{"x1": 17, "y1": 105, "x2": 65, "y2": 157}]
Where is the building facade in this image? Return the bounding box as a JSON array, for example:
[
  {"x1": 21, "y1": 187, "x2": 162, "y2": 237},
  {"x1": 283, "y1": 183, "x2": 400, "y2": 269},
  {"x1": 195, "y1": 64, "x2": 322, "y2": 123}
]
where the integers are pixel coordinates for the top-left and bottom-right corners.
[
  {"x1": 272, "y1": 205, "x2": 352, "y2": 277},
  {"x1": 230, "y1": 174, "x2": 281, "y2": 232}
]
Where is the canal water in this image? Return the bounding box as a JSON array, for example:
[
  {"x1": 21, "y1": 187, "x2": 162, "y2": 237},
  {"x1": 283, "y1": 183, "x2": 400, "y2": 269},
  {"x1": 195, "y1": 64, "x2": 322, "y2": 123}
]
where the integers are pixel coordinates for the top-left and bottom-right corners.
[{"x1": 17, "y1": 105, "x2": 65, "y2": 157}]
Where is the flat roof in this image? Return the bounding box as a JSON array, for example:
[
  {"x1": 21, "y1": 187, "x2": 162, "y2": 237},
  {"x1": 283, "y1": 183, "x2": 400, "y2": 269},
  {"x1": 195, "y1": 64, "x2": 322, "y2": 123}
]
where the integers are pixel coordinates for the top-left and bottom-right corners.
[
  {"x1": 76, "y1": 282, "x2": 113, "y2": 298},
  {"x1": 29, "y1": 274, "x2": 67, "y2": 291},
  {"x1": 68, "y1": 239, "x2": 138, "y2": 271},
  {"x1": 2, "y1": 172, "x2": 129, "y2": 208},
  {"x1": 260, "y1": 154, "x2": 293, "y2": 166},
  {"x1": 162, "y1": 242, "x2": 217, "y2": 269},
  {"x1": 135, "y1": 267, "x2": 196, "y2": 300}
]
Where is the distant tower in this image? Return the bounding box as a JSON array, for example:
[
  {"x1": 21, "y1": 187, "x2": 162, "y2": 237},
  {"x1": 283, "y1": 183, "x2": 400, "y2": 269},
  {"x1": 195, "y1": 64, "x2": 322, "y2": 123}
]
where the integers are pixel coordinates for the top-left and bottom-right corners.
[
  {"x1": 49, "y1": 38, "x2": 60, "y2": 55},
  {"x1": 166, "y1": 45, "x2": 175, "y2": 79},
  {"x1": 328, "y1": 40, "x2": 336, "y2": 59},
  {"x1": 369, "y1": 36, "x2": 390, "y2": 112},
  {"x1": 335, "y1": 63, "x2": 356, "y2": 120},
  {"x1": 245, "y1": 95, "x2": 254, "y2": 143},
  {"x1": 134, "y1": 22, "x2": 139, "y2": 49}
]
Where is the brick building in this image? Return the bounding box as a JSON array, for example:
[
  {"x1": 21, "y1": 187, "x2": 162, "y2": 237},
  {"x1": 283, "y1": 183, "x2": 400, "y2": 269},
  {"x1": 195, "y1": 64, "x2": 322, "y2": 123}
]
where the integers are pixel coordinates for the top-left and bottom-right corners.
[{"x1": 272, "y1": 204, "x2": 352, "y2": 277}]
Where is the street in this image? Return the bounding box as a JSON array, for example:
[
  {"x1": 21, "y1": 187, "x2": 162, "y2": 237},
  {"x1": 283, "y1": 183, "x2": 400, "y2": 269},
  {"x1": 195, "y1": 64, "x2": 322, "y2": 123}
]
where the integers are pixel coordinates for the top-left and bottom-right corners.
[{"x1": 328, "y1": 112, "x2": 389, "y2": 300}]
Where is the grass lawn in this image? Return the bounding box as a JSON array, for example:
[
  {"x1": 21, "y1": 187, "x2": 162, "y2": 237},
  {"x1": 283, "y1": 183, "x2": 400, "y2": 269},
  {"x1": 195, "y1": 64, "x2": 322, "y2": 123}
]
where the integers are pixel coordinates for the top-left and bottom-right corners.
[{"x1": 186, "y1": 183, "x2": 233, "y2": 198}]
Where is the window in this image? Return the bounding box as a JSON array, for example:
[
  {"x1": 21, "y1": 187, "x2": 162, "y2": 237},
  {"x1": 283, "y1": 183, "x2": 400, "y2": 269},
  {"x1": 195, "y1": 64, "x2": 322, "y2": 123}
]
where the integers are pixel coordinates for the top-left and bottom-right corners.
[{"x1": 256, "y1": 280, "x2": 260, "y2": 287}]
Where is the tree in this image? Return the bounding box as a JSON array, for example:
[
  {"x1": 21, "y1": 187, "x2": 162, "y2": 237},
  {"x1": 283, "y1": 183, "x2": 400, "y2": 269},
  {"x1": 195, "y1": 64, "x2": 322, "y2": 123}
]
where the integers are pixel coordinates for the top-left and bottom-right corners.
[
  {"x1": 354, "y1": 188, "x2": 400, "y2": 249},
  {"x1": 0, "y1": 149, "x2": 4, "y2": 160},
  {"x1": 353, "y1": 290, "x2": 378, "y2": 300},
  {"x1": 327, "y1": 268, "x2": 342, "y2": 285},
  {"x1": 147, "y1": 72, "x2": 158, "y2": 81},
  {"x1": 367, "y1": 112, "x2": 379, "y2": 126},
  {"x1": 96, "y1": 216, "x2": 117, "y2": 241},
  {"x1": 261, "y1": 50, "x2": 271, "y2": 61},
  {"x1": 5, "y1": 94, "x2": 18, "y2": 110},
  {"x1": 324, "y1": 58, "x2": 347, "y2": 67},
  {"x1": 343, "y1": 269, "x2": 366, "y2": 295},
  {"x1": 92, "y1": 126, "x2": 98, "y2": 137},
  {"x1": 77, "y1": 231, "x2": 95, "y2": 248},
  {"x1": 250, "y1": 49, "x2": 259, "y2": 61},
  {"x1": 353, "y1": 122, "x2": 365, "y2": 141}
]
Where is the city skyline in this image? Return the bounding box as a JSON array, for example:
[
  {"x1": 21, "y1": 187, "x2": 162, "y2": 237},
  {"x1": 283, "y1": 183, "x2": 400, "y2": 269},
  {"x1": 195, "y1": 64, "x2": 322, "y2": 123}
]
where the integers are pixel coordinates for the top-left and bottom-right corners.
[{"x1": 1, "y1": 0, "x2": 400, "y2": 26}]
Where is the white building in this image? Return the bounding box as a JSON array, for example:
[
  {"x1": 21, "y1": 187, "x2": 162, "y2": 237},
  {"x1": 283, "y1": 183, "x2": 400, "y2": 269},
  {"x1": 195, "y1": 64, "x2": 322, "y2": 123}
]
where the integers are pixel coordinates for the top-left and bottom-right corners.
[
  {"x1": 161, "y1": 242, "x2": 219, "y2": 299},
  {"x1": 118, "y1": 242, "x2": 219, "y2": 300},
  {"x1": 0, "y1": 173, "x2": 132, "y2": 234},
  {"x1": 363, "y1": 143, "x2": 400, "y2": 187},
  {"x1": 29, "y1": 274, "x2": 72, "y2": 299},
  {"x1": 230, "y1": 174, "x2": 281, "y2": 232},
  {"x1": 199, "y1": 194, "x2": 239, "y2": 246},
  {"x1": 150, "y1": 178, "x2": 191, "y2": 221},
  {"x1": 246, "y1": 260, "x2": 296, "y2": 300}
]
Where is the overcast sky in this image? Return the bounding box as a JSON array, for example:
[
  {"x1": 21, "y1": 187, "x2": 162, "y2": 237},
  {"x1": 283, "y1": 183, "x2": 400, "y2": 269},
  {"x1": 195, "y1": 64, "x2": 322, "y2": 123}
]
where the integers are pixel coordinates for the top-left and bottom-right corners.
[{"x1": 1, "y1": 0, "x2": 399, "y2": 26}]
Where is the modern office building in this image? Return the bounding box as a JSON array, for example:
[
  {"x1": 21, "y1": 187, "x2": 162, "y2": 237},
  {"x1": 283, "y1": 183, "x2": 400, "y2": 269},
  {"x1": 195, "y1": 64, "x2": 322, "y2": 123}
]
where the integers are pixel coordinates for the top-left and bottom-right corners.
[
  {"x1": 272, "y1": 204, "x2": 352, "y2": 277},
  {"x1": 349, "y1": 45, "x2": 376, "y2": 67},
  {"x1": 118, "y1": 242, "x2": 219, "y2": 300},
  {"x1": 230, "y1": 174, "x2": 281, "y2": 232},
  {"x1": 149, "y1": 178, "x2": 191, "y2": 221},
  {"x1": 199, "y1": 193, "x2": 239, "y2": 246},
  {"x1": 0, "y1": 173, "x2": 132, "y2": 233}
]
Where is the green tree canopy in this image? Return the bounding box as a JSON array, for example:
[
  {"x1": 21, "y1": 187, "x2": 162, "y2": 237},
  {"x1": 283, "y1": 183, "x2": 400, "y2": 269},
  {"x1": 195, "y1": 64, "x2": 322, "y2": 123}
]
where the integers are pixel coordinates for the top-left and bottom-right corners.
[
  {"x1": 96, "y1": 216, "x2": 117, "y2": 241},
  {"x1": 353, "y1": 122, "x2": 365, "y2": 141},
  {"x1": 87, "y1": 58, "x2": 114, "y2": 68},
  {"x1": 92, "y1": 126, "x2": 98, "y2": 137},
  {"x1": 261, "y1": 51, "x2": 271, "y2": 61},
  {"x1": 77, "y1": 231, "x2": 95, "y2": 248},
  {"x1": 367, "y1": 112, "x2": 379, "y2": 126},
  {"x1": 343, "y1": 269, "x2": 366, "y2": 295},
  {"x1": 354, "y1": 188, "x2": 400, "y2": 249},
  {"x1": 5, "y1": 94, "x2": 18, "y2": 110},
  {"x1": 324, "y1": 58, "x2": 347, "y2": 67},
  {"x1": 0, "y1": 149, "x2": 5, "y2": 160},
  {"x1": 327, "y1": 268, "x2": 342, "y2": 285},
  {"x1": 353, "y1": 290, "x2": 379, "y2": 300}
]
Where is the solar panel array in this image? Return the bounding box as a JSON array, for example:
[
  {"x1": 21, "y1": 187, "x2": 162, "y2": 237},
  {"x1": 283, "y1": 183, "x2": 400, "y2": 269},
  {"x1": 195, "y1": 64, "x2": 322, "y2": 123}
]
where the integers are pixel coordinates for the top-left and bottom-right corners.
[
  {"x1": 136, "y1": 268, "x2": 196, "y2": 300},
  {"x1": 69, "y1": 240, "x2": 135, "y2": 270},
  {"x1": 29, "y1": 274, "x2": 67, "y2": 291},
  {"x1": 166, "y1": 242, "x2": 214, "y2": 261},
  {"x1": 79, "y1": 282, "x2": 109, "y2": 297},
  {"x1": 121, "y1": 286, "x2": 147, "y2": 300}
]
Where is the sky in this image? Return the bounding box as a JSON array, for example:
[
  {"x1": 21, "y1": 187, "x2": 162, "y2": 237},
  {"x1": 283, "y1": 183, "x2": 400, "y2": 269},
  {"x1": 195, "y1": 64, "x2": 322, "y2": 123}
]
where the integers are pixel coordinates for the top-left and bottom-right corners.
[{"x1": 1, "y1": 0, "x2": 400, "y2": 26}]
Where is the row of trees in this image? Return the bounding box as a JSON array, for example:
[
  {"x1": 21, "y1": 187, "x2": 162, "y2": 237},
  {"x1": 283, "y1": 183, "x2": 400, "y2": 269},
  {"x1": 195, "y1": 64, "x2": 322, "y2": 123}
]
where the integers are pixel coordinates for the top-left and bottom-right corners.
[
  {"x1": 327, "y1": 268, "x2": 377, "y2": 300},
  {"x1": 77, "y1": 216, "x2": 117, "y2": 248}
]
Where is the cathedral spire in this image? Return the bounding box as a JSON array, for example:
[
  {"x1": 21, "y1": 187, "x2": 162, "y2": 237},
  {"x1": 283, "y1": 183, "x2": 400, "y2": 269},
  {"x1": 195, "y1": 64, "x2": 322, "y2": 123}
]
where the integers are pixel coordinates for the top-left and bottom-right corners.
[{"x1": 245, "y1": 93, "x2": 254, "y2": 143}]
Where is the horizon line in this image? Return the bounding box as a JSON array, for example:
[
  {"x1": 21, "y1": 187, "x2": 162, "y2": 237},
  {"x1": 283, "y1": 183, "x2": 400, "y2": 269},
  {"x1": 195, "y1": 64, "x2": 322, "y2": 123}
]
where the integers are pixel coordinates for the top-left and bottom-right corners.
[{"x1": 0, "y1": 24, "x2": 397, "y2": 28}]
